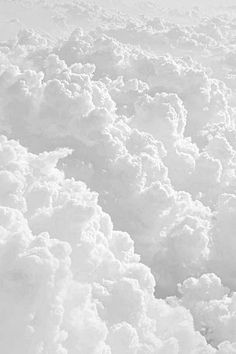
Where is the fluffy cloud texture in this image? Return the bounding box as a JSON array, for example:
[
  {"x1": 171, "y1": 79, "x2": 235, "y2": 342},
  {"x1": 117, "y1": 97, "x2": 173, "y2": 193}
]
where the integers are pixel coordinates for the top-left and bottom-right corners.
[{"x1": 0, "y1": 0, "x2": 236, "y2": 353}]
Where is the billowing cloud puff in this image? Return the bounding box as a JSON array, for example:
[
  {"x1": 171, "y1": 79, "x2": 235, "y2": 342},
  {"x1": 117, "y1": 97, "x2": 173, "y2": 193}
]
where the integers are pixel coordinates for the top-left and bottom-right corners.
[
  {"x1": 0, "y1": 206, "x2": 71, "y2": 354},
  {"x1": 178, "y1": 273, "x2": 236, "y2": 347},
  {"x1": 0, "y1": 134, "x2": 215, "y2": 354}
]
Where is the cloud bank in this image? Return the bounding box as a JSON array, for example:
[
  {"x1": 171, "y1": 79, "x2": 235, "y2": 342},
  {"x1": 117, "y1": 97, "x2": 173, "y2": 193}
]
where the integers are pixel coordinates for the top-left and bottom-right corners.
[{"x1": 0, "y1": 0, "x2": 236, "y2": 353}]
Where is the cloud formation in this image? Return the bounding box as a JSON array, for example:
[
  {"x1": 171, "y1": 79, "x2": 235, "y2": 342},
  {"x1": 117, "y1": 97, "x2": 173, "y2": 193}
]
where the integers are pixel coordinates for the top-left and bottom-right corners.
[{"x1": 0, "y1": 0, "x2": 236, "y2": 352}]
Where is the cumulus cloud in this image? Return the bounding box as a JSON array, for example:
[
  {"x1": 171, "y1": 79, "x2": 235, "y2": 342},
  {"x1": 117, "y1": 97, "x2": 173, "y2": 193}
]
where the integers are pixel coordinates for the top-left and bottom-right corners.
[
  {"x1": 0, "y1": 0, "x2": 236, "y2": 352},
  {"x1": 0, "y1": 134, "x2": 216, "y2": 354}
]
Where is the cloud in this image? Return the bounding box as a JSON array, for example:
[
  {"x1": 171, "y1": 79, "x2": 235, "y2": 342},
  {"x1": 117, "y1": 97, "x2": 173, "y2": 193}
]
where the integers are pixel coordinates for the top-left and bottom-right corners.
[
  {"x1": 178, "y1": 273, "x2": 236, "y2": 346},
  {"x1": 0, "y1": 2, "x2": 236, "y2": 352},
  {"x1": 0, "y1": 134, "x2": 215, "y2": 353}
]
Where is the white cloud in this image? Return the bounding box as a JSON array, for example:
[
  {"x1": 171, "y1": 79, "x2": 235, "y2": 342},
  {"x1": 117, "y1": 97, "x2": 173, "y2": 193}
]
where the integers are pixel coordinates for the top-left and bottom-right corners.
[{"x1": 0, "y1": 1, "x2": 236, "y2": 352}]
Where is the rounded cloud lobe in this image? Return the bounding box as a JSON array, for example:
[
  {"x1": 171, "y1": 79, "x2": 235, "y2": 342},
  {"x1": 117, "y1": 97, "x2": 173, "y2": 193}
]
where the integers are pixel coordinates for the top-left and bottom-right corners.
[{"x1": 0, "y1": 1, "x2": 236, "y2": 353}]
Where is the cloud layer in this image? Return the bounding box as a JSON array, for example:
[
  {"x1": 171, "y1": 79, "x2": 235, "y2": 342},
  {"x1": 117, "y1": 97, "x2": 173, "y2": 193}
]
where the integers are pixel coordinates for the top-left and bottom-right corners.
[{"x1": 0, "y1": 0, "x2": 236, "y2": 352}]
